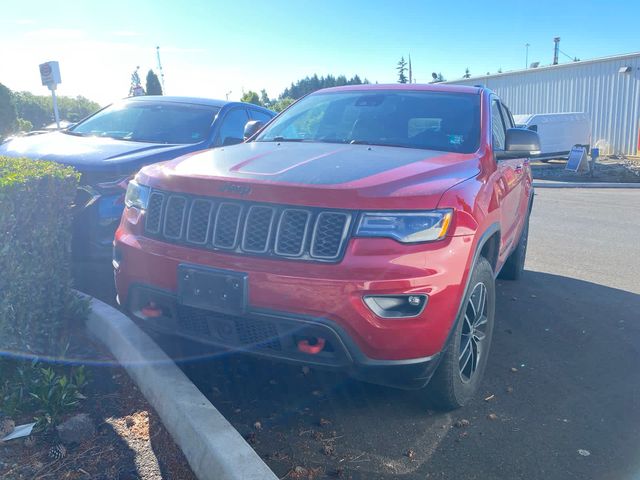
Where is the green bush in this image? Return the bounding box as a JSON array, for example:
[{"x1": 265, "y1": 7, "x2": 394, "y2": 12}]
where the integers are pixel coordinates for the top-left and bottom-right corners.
[
  {"x1": 0, "y1": 156, "x2": 87, "y2": 355},
  {"x1": 0, "y1": 359, "x2": 88, "y2": 430}
]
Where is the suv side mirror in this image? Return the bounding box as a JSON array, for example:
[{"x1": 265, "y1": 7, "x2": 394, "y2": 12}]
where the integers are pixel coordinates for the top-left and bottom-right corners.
[
  {"x1": 496, "y1": 128, "x2": 541, "y2": 160},
  {"x1": 243, "y1": 120, "x2": 265, "y2": 141}
]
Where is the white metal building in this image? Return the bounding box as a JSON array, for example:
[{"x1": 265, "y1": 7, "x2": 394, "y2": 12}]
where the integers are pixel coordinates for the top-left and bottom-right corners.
[{"x1": 447, "y1": 52, "x2": 640, "y2": 156}]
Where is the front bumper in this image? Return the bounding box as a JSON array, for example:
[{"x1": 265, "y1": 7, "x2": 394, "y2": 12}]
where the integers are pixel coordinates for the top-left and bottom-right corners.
[
  {"x1": 125, "y1": 283, "x2": 441, "y2": 389},
  {"x1": 115, "y1": 220, "x2": 474, "y2": 365}
]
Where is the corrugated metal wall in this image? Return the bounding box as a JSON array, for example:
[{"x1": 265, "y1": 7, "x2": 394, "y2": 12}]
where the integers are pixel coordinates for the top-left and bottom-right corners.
[{"x1": 449, "y1": 53, "x2": 640, "y2": 155}]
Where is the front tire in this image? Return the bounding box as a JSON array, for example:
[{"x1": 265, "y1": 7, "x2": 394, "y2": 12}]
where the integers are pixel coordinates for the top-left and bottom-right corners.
[{"x1": 426, "y1": 256, "x2": 496, "y2": 410}]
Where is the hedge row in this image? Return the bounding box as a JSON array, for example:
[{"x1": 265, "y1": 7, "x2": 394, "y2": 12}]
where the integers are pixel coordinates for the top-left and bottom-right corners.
[{"x1": 0, "y1": 156, "x2": 86, "y2": 355}]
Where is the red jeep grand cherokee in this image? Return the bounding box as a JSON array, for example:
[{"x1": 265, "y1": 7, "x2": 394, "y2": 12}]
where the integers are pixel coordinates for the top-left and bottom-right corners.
[{"x1": 114, "y1": 84, "x2": 540, "y2": 409}]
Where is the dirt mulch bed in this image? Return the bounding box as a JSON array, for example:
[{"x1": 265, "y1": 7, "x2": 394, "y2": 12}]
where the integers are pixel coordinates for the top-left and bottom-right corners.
[
  {"x1": 532, "y1": 155, "x2": 640, "y2": 183},
  {"x1": 0, "y1": 358, "x2": 196, "y2": 480}
]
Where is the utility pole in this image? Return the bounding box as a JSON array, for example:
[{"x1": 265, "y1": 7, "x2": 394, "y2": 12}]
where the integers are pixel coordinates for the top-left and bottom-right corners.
[
  {"x1": 156, "y1": 46, "x2": 165, "y2": 92},
  {"x1": 553, "y1": 37, "x2": 560, "y2": 65},
  {"x1": 226, "y1": 91, "x2": 232, "y2": 101},
  {"x1": 525, "y1": 43, "x2": 530, "y2": 69},
  {"x1": 408, "y1": 54, "x2": 413, "y2": 83}
]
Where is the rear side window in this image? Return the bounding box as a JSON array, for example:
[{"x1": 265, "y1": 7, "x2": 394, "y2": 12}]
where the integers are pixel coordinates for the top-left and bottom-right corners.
[{"x1": 491, "y1": 100, "x2": 506, "y2": 150}]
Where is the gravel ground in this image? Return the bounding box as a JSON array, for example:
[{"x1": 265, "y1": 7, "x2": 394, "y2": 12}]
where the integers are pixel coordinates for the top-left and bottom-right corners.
[{"x1": 531, "y1": 155, "x2": 640, "y2": 182}]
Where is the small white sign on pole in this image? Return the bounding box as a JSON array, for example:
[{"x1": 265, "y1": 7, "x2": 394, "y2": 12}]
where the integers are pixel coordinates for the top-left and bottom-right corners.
[{"x1": 38, "y1": 61, "x2": 62, "y2": 128}]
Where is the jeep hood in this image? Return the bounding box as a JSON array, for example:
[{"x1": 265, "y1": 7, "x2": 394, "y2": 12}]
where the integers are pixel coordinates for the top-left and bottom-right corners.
[
  {"x1": 138, "y1": 142, "x2": 482, "y2": 210},
  {"x1": 0, "y1": 131, "x2": 199, "y2": 175}
]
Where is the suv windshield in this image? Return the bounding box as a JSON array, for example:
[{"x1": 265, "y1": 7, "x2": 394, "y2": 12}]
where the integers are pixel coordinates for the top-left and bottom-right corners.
[
  {"x1": 256, "y1": 90, "x2": 481, "y2": 153},
  {"x1": 68, "y1": 101, "x2": 219, "y2": 144}
]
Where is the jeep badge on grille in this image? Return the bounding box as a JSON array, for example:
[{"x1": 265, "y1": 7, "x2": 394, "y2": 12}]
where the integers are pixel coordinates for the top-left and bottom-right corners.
[{"x1": 219, "y1": 183, "x2": 252, "y2": 196}]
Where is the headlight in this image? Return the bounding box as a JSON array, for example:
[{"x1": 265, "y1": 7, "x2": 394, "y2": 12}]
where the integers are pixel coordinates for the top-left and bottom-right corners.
[
  {"x1": 355, "y1": 210, "x2": 453, "y2": 243},
  {"x1": 124, "y1": 180, "x2": 150, "y2": 210}
]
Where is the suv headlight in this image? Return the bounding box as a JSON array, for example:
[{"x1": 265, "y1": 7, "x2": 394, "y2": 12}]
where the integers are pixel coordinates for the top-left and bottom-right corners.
[
  {"x1": 355, "y1": 210, "x2": 453, "y2": 243},
  {"x1": 124, "y1": 180, "x2": 150, "y2": 210}
]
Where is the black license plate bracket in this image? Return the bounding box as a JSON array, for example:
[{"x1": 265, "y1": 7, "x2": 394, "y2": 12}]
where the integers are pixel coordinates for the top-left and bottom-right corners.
[{"x1": 177, "y1": 265, "x2": 248, "y2": 316}]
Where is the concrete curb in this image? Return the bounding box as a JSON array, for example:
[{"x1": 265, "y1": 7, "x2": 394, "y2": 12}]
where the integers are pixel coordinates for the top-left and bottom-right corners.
[
  {"x1": 85, "y1": 295, "x2": 278, "y2": 480},
  {"x1": 533, "y1": 181, "x2": 640, "y2": 188}
]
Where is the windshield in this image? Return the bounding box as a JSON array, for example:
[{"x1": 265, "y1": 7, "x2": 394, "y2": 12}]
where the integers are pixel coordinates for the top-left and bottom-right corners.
[
  {"x1": 68, "y1": 101, "x2": 219, "y2": 144},
  {"x1": 256, "y1": 90, "x2": 481, "y2": 153}
]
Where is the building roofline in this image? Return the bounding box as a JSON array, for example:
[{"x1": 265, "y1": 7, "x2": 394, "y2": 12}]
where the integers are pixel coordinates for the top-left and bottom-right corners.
[{"x1": 444, "y1": 51, "x2": 640, "y2": 83}]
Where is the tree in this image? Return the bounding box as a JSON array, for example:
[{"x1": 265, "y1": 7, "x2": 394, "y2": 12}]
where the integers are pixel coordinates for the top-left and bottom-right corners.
[
  {"x1": 463, "y1": 68, "x2": 471, "y2": 79},
  {"x1": 241, "y1": 91, "x2": 261, "y2": 106},
  {"x1": 12, "y1": 91, "x2": 100, "y2": 128},
  {"x1": 0, "y1": 83, "x2": 17, "y2": 138},
  {"x1": 271, "y1": 97, "x2": 295, "y2": 112},
  {"x1": 397, "y1": 57, "x2": 408, "y2": 84},
  {"x1": 430, "y1": 72, "x2": 445, "y2": 83},
  {"x1": 146, "y1": 70, "x2": 163, "y2": 95},
  {"x1": 16, "y1": 118, "x2": 32, "y2": 132},
  {"x1": 259, "y1": 89, "x2": 271, "y2": 108},
  {"x1": 279, "y1": 74, "x2": 368, "y2": 100}
]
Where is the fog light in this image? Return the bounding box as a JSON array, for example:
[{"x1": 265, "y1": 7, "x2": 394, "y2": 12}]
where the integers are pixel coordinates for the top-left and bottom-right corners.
[
  {"x1": 363, "y1": 294, "x2": 427, "y2": 319},
  {"x1": 408, "y1": 296, "x2": 421, "y2": 306}
]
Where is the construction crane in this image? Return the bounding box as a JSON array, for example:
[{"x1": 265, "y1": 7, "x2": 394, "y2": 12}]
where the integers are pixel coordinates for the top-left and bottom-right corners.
[{"x1": 156, "y1": 46, "x2": 166, "y2": 92}]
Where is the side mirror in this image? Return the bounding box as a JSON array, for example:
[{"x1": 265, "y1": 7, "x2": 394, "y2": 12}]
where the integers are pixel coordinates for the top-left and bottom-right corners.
[
  {"x1": 496, "y1": 128, "x2": 541, "y2": 160},
  {"x1": 243, "y1": 120, "x2": 265, "y2": 141}
]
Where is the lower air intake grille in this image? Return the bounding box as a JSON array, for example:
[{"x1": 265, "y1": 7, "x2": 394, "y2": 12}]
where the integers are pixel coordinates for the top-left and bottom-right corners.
[{"x1": 235, "y1": 318, "x2": 281, "y2": 351}]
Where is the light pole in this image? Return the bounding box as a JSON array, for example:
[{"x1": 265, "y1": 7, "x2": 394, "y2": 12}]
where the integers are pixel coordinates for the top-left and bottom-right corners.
[{"x1": 525, "y1": 43, "x2": 530, "y2": 69}]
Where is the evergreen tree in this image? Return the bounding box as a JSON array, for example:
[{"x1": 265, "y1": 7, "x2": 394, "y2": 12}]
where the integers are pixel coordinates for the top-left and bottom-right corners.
[
  {"x1": 146, "y1": 70, "x2": 163, "y2": 95},
  {"x1": 397, "y1": 57, "x2": 408, "y2": 84},
  {"x1": 463, "y1": 68, "x2": 471, "y2": 79},
  {"x1": 279, "y1": 74, "x2": 368, "y2": 100}
]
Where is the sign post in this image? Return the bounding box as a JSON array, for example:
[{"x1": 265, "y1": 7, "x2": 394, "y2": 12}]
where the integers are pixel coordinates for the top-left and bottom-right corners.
[{"x1": 39, "y1": 61, "x2": 62, "y2": 128}]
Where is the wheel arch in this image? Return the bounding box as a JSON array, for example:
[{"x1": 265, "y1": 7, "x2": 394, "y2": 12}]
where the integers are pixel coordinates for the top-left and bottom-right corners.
[{"x1": 439, "y1": 223, "x2": 501, "y2": 355}]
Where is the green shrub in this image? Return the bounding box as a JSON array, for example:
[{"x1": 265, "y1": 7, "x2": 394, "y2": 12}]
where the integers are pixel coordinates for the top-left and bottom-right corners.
[
  {"x1": 0, "y1": 359, "x2": 89, "y2": 430},
  {"x1": 0, "y1": 156, "x2": 87, "y2": 355}
]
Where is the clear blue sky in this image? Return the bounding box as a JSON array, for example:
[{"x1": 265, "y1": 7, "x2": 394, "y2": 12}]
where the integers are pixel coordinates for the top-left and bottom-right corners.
[{"x1": 1, "y1": 0, "x2": 638, "y2": 104}]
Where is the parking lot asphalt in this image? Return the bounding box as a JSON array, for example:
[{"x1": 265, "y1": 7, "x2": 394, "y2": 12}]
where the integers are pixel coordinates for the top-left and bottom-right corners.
[{"x1": 170, "y1": 188, "x2": 640, "y2": 480}]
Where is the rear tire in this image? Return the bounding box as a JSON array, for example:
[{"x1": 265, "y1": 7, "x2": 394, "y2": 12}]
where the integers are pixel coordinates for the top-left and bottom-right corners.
[
  {"x1": 498, "y1": 213, "x2": 530, "y2": 281},
  {"x1": 426, "y1": 256, "x2": 496, "y2": 410}
]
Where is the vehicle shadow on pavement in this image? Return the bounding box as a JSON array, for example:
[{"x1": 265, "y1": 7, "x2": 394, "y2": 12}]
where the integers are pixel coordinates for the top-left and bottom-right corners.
[{"x1": 173, "y1": 270, "x2": 640, "y2": 480}]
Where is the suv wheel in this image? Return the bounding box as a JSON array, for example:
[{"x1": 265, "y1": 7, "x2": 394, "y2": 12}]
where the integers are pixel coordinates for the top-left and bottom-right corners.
[
  {"x1": 498, "y1": 213, "x2": 530, "y2": 280},
  {"x1": 426, "y1": 256, "x2": 495, "y2": 410}
]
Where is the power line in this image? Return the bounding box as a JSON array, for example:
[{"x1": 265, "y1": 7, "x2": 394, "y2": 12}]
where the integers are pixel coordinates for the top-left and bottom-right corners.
[{"x1": 559, "y1": 48, "x2": 578, "y2": 62}]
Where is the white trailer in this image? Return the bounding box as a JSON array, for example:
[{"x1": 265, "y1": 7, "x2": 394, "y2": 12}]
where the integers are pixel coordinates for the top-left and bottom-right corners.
[{"x1": 513, "y1": 112, "x2": 591, "y2": 162}]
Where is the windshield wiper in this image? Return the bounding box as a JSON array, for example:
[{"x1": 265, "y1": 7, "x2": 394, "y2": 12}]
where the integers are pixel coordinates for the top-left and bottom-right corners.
[
  {"x1": 63, "y1": 130, "x2": 88, "y2": 137},
  {"x1": 265, "y1": 136, "x2": 307, "y2": 142},
  {"x1": 349, "y1": 140, "x2": 414, "y2": 149}
]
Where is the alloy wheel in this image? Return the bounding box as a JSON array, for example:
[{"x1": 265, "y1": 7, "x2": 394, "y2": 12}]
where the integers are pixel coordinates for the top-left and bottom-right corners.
[{"x1": 458, "y1": 282, "x2": 489, "y2": 383}]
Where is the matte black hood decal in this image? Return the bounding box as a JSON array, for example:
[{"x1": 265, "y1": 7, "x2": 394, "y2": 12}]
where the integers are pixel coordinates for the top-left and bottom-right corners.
[{"x1": 173, "y1": 142, "x2": 450, "y2": 186}]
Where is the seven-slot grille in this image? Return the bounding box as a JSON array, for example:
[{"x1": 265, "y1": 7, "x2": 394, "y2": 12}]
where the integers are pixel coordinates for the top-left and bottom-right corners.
[{"x1": 144, "y1": 190, "x2": 352, "y2": 262}]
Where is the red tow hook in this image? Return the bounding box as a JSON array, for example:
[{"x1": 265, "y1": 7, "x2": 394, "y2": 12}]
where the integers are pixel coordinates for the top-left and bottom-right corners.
[
  {"x1": 141, "y1": 302, "x2": 162, "y2": 318},
  {"x1": 297, "y1": 337, "x2": 326, "y2": 355}
]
